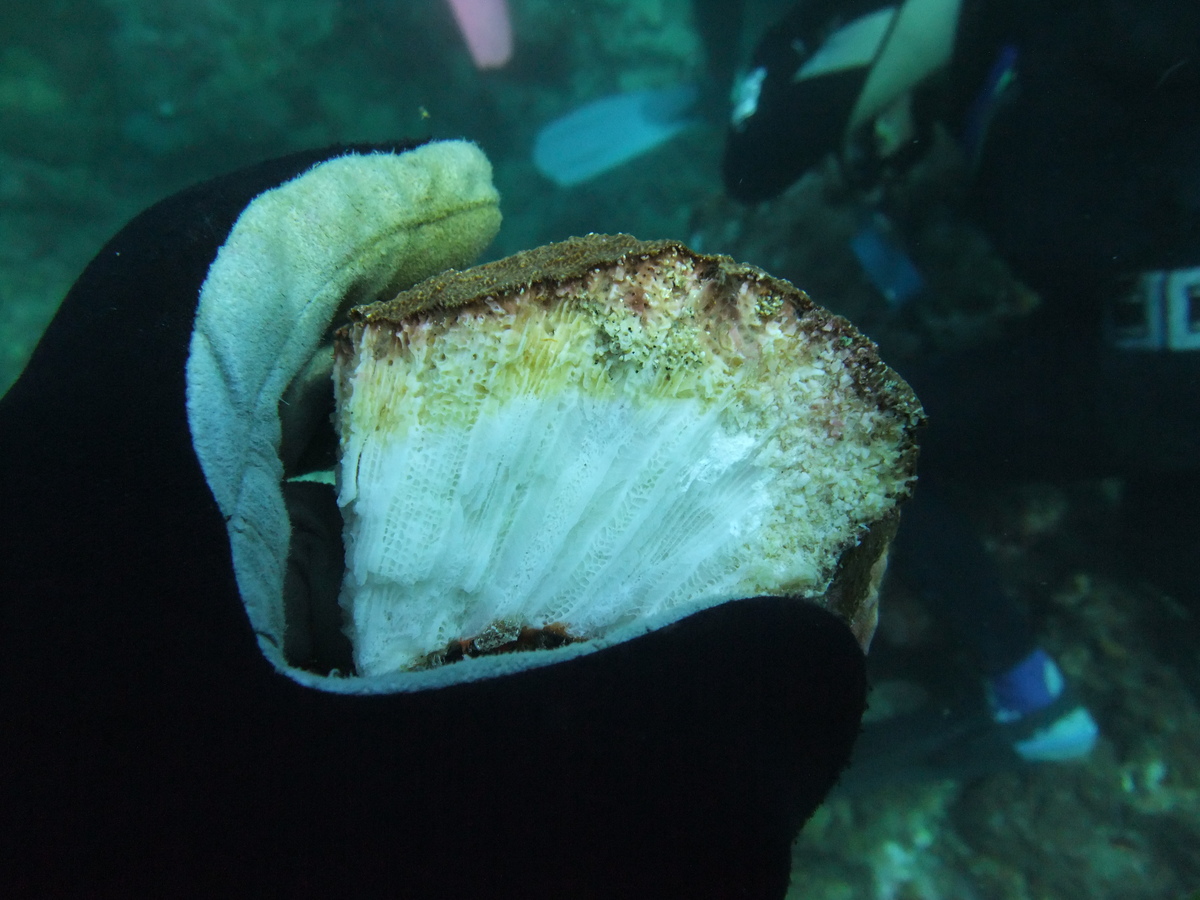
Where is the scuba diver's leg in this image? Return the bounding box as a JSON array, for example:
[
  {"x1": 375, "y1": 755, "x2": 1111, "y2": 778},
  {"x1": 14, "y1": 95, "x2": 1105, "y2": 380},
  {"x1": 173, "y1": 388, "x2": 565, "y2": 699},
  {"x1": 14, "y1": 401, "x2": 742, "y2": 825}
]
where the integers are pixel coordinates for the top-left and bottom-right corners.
[
  {"x1": 888, "y1": 334, "x2": 1102, "y2": 762},
  {"x1": 893, "y1": 478, "x2": 1032, "y2": 678},
  {"x1": 892, "y1": 478, "x2": 1098, "y2": 762}
]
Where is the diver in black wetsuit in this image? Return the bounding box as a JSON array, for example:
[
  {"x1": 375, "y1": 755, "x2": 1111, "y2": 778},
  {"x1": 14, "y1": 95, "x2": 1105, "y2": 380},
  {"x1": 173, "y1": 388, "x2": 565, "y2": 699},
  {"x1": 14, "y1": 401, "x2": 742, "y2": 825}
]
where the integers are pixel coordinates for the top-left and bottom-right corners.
[{"x1": 719, "y1": 0, "x2": 1200, "y2": 766}]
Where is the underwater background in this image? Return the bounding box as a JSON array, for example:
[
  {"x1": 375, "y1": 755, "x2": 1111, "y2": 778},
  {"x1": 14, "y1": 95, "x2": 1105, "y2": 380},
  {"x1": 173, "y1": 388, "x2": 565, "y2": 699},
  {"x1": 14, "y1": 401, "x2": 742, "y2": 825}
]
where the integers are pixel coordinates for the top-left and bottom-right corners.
[{"x1": 1, "y1": 1, "x2": 1198, "y2": 896}]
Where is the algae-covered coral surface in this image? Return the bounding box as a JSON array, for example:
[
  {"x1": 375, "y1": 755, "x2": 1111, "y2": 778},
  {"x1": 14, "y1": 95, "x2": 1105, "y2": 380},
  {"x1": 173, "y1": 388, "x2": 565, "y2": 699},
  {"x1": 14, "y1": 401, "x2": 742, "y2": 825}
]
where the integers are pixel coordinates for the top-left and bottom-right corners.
[{"x1": 2, "y1": 2, "x2": 1198, "y2": 897}]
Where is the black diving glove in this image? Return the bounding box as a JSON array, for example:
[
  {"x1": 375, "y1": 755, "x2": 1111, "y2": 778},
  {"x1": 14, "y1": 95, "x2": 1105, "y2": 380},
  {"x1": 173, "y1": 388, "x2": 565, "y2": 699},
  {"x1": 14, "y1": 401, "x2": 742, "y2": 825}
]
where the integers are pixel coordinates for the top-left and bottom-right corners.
[{"x1": 0, "y1": 142, "x2": 871, "y2": 899}]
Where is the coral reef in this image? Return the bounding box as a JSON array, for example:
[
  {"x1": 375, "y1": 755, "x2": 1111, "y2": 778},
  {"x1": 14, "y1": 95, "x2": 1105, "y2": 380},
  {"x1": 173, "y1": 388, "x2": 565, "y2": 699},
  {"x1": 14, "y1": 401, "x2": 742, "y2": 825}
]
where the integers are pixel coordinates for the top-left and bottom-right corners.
[{"x1": 335, "y1": 235, "x2": 920, "y2": 675}]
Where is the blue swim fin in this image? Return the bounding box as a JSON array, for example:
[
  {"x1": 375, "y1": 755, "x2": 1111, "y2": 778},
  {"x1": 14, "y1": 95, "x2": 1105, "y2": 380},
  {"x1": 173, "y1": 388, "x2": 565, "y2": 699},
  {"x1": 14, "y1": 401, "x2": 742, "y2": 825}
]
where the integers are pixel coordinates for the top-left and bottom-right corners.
[{"x1": 533, "y1": 84, "x2": 699, "y2": 187}]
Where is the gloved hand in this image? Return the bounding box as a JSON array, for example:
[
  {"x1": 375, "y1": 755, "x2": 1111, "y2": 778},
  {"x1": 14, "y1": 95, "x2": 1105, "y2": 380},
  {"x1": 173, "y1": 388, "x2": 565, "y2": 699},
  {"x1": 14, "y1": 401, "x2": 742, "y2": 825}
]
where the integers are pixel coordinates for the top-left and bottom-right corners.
[{"x1": 0, "y1": 142, "x2": 867, "y2": 898}]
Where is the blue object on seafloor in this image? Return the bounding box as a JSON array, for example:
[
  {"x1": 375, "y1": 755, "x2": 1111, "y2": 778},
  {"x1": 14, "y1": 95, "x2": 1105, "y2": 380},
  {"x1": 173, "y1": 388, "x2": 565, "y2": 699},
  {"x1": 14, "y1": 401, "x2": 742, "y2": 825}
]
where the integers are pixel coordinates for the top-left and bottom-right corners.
[
  {"x1": 988, "y1": 647, "x2": 1099, "y2": 762},
  {"x1": 850, "y1": 214, "x2": 925, "y2": 307},
  {"x1": 988, "y1": 647, "x2": 1063, "y2": 721},
  {"x1": 533, "y1": 84, "x2": 700, "y2": 187}
]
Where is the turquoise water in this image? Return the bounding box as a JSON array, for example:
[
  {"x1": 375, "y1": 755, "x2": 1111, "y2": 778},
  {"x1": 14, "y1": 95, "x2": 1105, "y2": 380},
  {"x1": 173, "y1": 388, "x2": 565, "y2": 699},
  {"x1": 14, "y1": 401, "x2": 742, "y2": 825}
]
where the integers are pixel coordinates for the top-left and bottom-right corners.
[{"x1": 1, "y1": 2, "x2": 1197, "y2": 897}]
